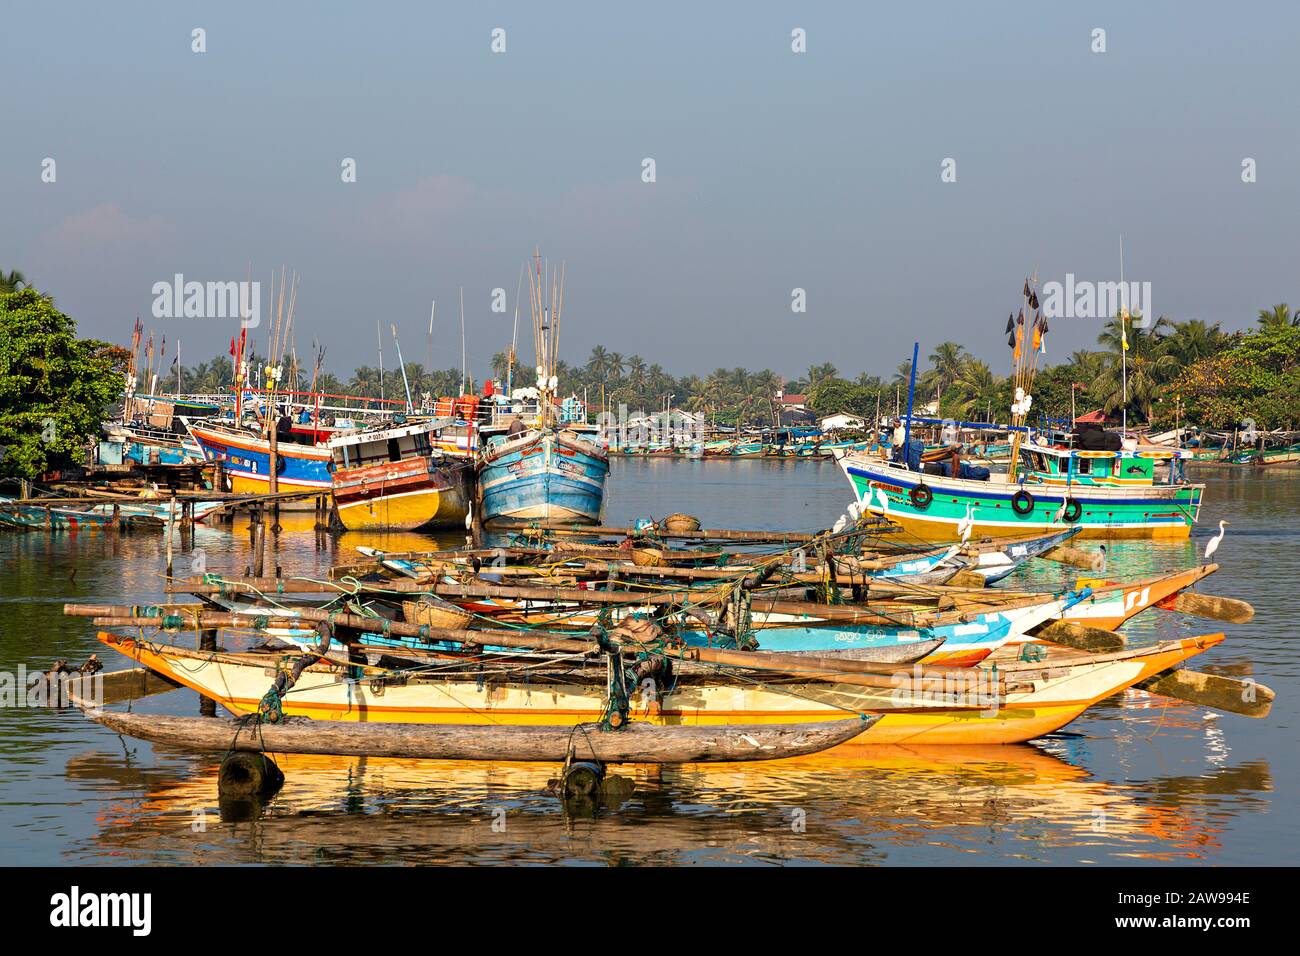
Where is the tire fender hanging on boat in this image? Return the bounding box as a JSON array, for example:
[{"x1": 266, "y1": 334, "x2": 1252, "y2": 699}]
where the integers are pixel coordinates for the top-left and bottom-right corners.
[
  {"x1": 1011, "y1": 489, "x2": 1035, "y2": 516},
  {"x1": 909, "y1": 484, "x2": 933, "y2": 510},
  {"x1": 1061, "y1": 497, "x2": 1082, "y2": 522}
]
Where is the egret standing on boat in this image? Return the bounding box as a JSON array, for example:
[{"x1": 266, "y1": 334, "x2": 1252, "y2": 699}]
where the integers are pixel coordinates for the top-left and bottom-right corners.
[
  {"x1": 957, "y1": 503, "x2": 975, "y2": 543},
  {"x1": 1205, "y1": 520, "x2": 1228, "y2": 561}
]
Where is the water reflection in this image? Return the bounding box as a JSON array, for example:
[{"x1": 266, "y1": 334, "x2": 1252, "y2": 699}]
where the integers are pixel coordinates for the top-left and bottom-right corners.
[{"x1": 57, "y1": 741, "x2": 1275, "y2": 865}]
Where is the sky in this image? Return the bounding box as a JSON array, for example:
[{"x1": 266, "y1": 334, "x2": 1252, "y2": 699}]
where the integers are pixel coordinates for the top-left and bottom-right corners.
[{"x1": 2, "y1": 1, "x2": 1298, "y2": 384}]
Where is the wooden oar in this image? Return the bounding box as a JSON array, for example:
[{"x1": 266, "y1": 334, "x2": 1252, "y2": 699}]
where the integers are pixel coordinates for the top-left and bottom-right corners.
[
  {"x1": 1032, "y1": 620, "x2": 1126, "y2": 652},
  {"x1": 1136, "y1": 669, "x2": 1274, "y2": 718},
  {"x1": 1158, "y1": 591, "x2": 1255, "y2": 624},
  {"x1": 1040, "y1": 544, "x2": 1105, "y2": 571}
]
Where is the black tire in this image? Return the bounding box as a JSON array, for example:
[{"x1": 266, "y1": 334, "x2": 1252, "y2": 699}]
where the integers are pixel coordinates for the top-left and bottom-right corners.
[
  {"x1": 1011, "y1": 489, "x2": 1035, "y2": 516},
  {"x1": 562, "y1": 762, "x2": 604, "y2": 799},
  {"x1": 218, "y1": 752, "x2": 284, "y2": 799},
  {"x1": 909, "y1": 484, "x2": 933, "y2": 510},
  {"x1": 1061, "y1": 497, "x2": 1082, "y2": 523}
]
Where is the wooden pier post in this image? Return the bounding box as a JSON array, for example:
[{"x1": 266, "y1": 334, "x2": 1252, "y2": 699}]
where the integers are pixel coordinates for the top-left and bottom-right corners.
[
  {"x1": 166, "y1": 498, "x2": 176, "y2": 577},
  {"x1": 252, "y1": 504, "x2": 266, "y2": 578}
]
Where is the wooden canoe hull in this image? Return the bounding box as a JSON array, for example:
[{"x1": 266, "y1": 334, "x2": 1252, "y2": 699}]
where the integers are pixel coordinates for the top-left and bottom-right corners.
[
  {"x1": 77, "y1": 708, "x2": 877, "y2": 763},
  {"x1": 96, "y1": 632, "x2": 1223, "y2": 746}
]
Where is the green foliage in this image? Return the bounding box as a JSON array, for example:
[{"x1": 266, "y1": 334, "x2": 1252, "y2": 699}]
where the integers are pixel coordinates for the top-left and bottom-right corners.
[
  {"x1": 0, "y1": 289, "x2": 126, "y2": 479},
  {"x1": 1174, "y1": 326, "x2": 1300, "y2": 428},
  {"x1": 808, "y1": 378, "x2": 876, "y2": 416}
]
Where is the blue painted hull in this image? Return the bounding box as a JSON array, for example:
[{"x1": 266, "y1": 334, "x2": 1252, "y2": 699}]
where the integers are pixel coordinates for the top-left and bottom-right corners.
[
  {"x1": 478, "y1": 430, "x2": 608, "y2": 524},
  {"x1": 681, "y1": 593, "x2": 1077, "y2": 664}
]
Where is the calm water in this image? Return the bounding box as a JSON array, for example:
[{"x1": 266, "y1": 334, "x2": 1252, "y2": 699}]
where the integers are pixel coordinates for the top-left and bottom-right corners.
[{"x1": 1, "y1": 459, "x2": 1296, "y2": 865}]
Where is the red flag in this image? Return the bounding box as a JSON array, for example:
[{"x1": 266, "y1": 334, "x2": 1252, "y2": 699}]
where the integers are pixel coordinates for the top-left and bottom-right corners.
[{"x1": 230, "y1": 336, "x2": 237, "y2": 357}]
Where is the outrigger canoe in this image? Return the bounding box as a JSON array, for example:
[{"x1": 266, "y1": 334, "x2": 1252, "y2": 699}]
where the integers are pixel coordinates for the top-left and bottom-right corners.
[{"x1": 94, "y1": 630, "x2": 1225, "y2": 746}]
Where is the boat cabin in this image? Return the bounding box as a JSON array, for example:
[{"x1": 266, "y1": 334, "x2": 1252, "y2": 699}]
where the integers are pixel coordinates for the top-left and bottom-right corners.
[
  {"x1": 327, "y1": 419, "x2": 460, "y2": 470},
  {"x1": 1019, "y1": 441, "x2": 1190, "y2": 487}
]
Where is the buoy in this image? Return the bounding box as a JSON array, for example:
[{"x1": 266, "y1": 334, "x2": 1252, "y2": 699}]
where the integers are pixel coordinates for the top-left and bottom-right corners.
[
  {"x1": 560, "y1": 760, "x2": 605, "y2": 800},
  {"x1": 218, "y1": 751, "x2": 285, "y2": 800}
]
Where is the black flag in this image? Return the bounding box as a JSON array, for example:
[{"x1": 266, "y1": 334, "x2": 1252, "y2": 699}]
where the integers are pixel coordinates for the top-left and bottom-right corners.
[
  {"x1": 1023, "y1": 280, "x2": 1031, "y2": 298},
  {"x1": 1017, "y1": 308, "x2": 1024, "y2": 325},
  {"x1": 1007, "y1": 332, "x2": 1016, "y2": 348},
  {"x1": 1029, "y1": 291, "x2": 1039, "y2": 310},
  {"x1": 1005, "y1": 313, "x2": 1014, "y2": 334}
]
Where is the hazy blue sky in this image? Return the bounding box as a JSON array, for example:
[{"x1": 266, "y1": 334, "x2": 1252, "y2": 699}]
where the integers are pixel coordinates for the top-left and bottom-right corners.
[{"x1": 3, "y1": 1, "x2": 1297, "y2": 384}]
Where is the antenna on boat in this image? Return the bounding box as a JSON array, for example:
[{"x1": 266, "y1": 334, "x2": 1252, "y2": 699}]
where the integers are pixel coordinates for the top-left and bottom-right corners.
[
  {"x1": 427, "y1": 299, "x2": 436, "y2": 390},
  {"x1": 459, "y1": 286, "x2": 467, "y2": 396},
  {"x1": 902, "y1": 342, "x2": 919, "y2": 467},
  {"x1": 392, "y1": 323, "x2": 414, "y2": 413},
  {"x1": 509, "y1": 261, "x2": 524, "y2": 397},
  {"x1": 1119, "y1": 235, "x2": 1128, "y2": 438},
  {"x1": 376, "y1": 320, "x2": 385, "y2": 408}
]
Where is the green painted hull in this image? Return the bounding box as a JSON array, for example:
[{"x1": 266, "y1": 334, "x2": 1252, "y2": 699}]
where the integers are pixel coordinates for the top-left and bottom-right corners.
[{"x1": 838, "y1": 456, "x2": 1202, "y2": 540}]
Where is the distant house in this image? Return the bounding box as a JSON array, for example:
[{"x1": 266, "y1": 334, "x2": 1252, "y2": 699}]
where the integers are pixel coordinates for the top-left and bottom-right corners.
[
  {"x1": 774, "y1": 392, "x2": 814, "y2": 426},
  {"x1": 819, "y1": 413, "x2": 865, "y2": 432}
]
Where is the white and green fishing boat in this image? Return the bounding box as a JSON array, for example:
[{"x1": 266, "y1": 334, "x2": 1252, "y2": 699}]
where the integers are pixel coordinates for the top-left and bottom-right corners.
[
  {"x1": 836, "y1": 441, "x2": 1202, "y2": 541},
  {"x1": 839, "y1": 280, "x2": 1204, "y2": 541}
]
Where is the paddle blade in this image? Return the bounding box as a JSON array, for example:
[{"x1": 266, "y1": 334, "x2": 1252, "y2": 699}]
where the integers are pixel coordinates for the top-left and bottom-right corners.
[
  {"x1": 1163, "y1": 591, "x2": 1256, "y2": 625},
  {"x1": 947, "y1": 570, "x2": 987, "y2": 589},
  {"x1": 1137, "y1": 669, "x2": 1274, "y2": 719},
  {"x1": 1034, "y1": 620, "x2": 1126, "y2": 652},
  {"x1": 1040, "y1": 545, "x2": 1105, "y2": 571}
]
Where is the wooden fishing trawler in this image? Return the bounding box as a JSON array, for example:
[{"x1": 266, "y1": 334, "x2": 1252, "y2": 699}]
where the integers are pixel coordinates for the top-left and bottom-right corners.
[
  {"x1": 838, "y1": 282, "x2": 1204, "y2": 541},
  {"x1": 477, "y1": 253, "x2": 609, "y2": 526},
  {"x1": 327, "y1": 420, "x2": 473, "y2": 531}
]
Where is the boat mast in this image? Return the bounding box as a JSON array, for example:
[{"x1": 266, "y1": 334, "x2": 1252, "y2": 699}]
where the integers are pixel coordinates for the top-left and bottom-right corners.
[
  {"x1": 459, "y1": 286, "x2": 467, "y2": 396},
  {"x1": 902, "y1": 341, "x2": 919, "y2": 466},
  {"x1": 1119, "y1": 235, "x2": 1128, "y2": 438},
  {"x1": 376, "y1": 320, "x2": 385, "y2": 407},
  {"x1": 392, "y1": 323, "x2": 414, "y2": 412}
]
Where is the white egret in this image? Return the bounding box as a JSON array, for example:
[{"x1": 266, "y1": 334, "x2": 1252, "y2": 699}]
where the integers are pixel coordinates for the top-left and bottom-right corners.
[
  {"x1": 1204, "y1": 520, "x2": 1228, "y2": 562},
  {"x1": 956, "y1": 503, "x2": 975, "y2": 543},
  {"x1": 832, "y1": 514, "x2": 848, "y2": 535},
  {"x1": 873, "y1": 485, "x2": 890, "y2": 515}
]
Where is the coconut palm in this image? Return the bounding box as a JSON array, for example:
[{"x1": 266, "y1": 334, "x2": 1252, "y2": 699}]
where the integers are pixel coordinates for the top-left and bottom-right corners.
[
  {"x1": 1094, "y1": 315, "x2": 1177, "y2": 421},
  {"x1": 1257, "y1": 303, "x2": 1298, "y2": 329},
  {"x1": 0, "y1": 269, "x2": 28, "y2": 294},
  {"x1": 805, "y1": 362, "x2": 838, "y2": 392},
  {"x1": 1162, "y1": 319, "x2": 1223, "y2": 365}
]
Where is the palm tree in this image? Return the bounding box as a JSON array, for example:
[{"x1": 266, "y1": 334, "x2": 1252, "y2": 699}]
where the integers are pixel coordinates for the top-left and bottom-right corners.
[
  {"x1": 1094, "y1": 315, "x2": 1177, "y2": 422},
  {"x1": 928, "y1": 342, "x2": 968, "y2": 394},
  {"x1": 951, "y1": 358, "x2": 997, "y2": 419},
  {"x1": 606, "y1": 352, "x2": 626, "y2": 382},
  {"x1": 805, "y1": 362, "x2": 838, "y2": 393},
  {"x1": 1257, "y1": 303, "x2": 1298, "y2": 329},
  {"x1": 1162, "y1": 319, "x2": 1223, "y2": 365},
  {"x1": 0, "y1": 269, "x2": 28, "y2": 294},
  {"x1": 489, "y1": 351, "x2": 510, "y2": 382}
]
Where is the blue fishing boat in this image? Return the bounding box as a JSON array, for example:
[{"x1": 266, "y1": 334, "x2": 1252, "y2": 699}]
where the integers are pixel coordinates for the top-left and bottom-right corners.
[
  {"x1": 476, "y1": 248, "x2": 609, "y2": 526},
  {"x1": 478, "y1": 427, "x2": 608, "y2": 524},
  {"x1": 187, "y1": 420, "x2": 333, "y2": 506}
]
